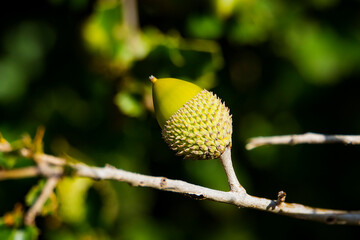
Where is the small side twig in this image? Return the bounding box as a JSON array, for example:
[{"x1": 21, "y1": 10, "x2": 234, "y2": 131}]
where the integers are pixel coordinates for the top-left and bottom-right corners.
[
  {"x1": 122, "y1": 0, "x2": 139, "y2": 31},
  {"x1": 246, "y1": 132, "x2": 360, "y2": 150},
  {"x1": 24, "y1": 177, "x2": 60, "y2": 226},
  {"x1": 219, "y1": 146, "x2": 244, "y2": 193}
]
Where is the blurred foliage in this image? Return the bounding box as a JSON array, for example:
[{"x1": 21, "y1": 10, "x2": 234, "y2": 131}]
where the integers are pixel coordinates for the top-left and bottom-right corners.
[
  {"x1": 26, "y1": 180, "x2": 58, "y2": 217},
  {"x1": 1, "y1": 0, "x2": 360, "y2": 239},
  {"x1": 0, "y1": 204, "x2": 39, "y2": 240}
]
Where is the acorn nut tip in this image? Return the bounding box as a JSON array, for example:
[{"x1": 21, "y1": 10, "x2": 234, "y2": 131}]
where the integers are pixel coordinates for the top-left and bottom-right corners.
[{"x1": 149, "y1": 75, "x2": 157, "y2": 83}]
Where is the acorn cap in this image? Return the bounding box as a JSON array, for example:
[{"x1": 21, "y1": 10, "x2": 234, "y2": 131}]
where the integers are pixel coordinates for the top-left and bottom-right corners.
[{"x1": 150, "y1": 76, "x2": 232, "y2": 160}]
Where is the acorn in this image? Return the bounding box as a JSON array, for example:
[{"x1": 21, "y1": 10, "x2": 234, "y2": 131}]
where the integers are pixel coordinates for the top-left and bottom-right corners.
[{"x1": 150, "y1": 76, "x2": 232, "y2": 160}]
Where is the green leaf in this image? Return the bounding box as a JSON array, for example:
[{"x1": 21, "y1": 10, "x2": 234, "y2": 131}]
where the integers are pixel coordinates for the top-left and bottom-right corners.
[
  {"x1": 57, "y1": 178, "x2": 93, "y2": 224},
  {"x1": 186, "y1": 15, "x2": 223, "y2": 39},
  {"x1": 0, "y1": 226, "x2": 39, "y2": 240},
  {"x1": 114, "y1": 92, "x2": 144, "y2": 118},
  {"x1": 25, "y1": 180, "x2": 46, "y2": 207}
]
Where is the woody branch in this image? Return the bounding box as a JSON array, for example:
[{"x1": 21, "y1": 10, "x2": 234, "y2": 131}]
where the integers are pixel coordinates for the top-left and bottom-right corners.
[
  {"x1": 1, "y1": 137, "x2": 360, "y2": 226},
  {"x1": 246, "y1": 132, "x2": 360, "y2": 150}
]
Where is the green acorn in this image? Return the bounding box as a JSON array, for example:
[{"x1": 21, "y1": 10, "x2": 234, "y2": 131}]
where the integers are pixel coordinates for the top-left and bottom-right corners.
[{"x1": 150, "y1": 76, "x2": 232, "y2": 160}]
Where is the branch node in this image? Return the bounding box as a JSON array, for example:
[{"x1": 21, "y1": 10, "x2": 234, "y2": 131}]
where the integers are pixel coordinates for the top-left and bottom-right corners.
[
  {"x1": 276, "y1": 191, "x2": 287, "y2": 206},
  {"x1": 160, "y1": 177, "x2": 168, "y2": 188},
  {"x1": 20, "y1": 148, "x2": 32, "y2": 158},
  {"x1": 105, "y1": 164, "x2": 116, "y2": 169}
]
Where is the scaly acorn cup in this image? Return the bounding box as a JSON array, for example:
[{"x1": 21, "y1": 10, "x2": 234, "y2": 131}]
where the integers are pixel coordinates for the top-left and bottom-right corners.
[{"x1": 150, "y1": 76, "x2": 232, "y2": 160}]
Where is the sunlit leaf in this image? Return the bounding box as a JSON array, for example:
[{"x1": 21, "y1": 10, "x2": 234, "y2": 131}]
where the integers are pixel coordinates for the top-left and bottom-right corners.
[
  {"x1": 25, "y1": 180, "x2": 46, "y2": 207},
  {"x1": 186, "y1": 15, "x2": 223, "y2": 39},
  {"x1": 114, "y1": 92, "x2": 144, "y2": 118},
  {"x1": 215, "y1": 0, "x2": 238, "y2": 19},
  {"x1": 57, "y1": 178, "x2": 93, "y2": 224},
  {"x1": 283, "y1": 22, "x2": 360, "y2": 84}
]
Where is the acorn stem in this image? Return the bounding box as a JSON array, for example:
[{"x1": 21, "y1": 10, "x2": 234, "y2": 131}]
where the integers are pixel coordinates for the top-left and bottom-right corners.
[{"x1": 220, "y1": 146, "x2": 243, "y2": 192}]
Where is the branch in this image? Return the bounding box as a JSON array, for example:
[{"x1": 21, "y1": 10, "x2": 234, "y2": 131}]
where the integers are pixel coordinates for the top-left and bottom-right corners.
[
  {"x1": 72, "y1": 164, "x2": 360, "y2": 225},
  {"x1": 73, "y1": 164, "x2": 360, "y2": 225},
  {"x1": 219, "y1": 147, "x2": 243, "y2": 193},
  {"x1": 1, "y1": 142, "x2": 360, "y2": 226},
  {"x1": 0, "y1": 167, "x2": 40, "y2": 180},
  {"x1": 246, "y1": 132, "x2": 360, "y2": 150},
  {"x1": 122, "y1": 0, "x2": 139, "y2": 31},
  {"x1": 19, "y1": 162, "x2": 360, "y2": 225},
  {"x1": 24, "y1": 177, "x2": 59, "y2": 226}
]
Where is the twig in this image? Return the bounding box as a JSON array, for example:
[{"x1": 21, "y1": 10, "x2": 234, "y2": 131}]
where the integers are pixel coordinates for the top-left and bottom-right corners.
[
  {"x1": 219, "y1": 146, "x2": 244, "y2": 193},
  {"x1": 0, "y1": 167, "x2": 40, "y2": 180},
  {"x1": 24, "y1": 177, "x2": 60, "y2": 226},
  {"x1": 42, "y1": 162, "x2": 360, "y2": 225},
  {"x1": 246, "y1": 132, "x2": 360, "y2": 150},
  {"x1": 1, "y1": 142, "x2": 360, "y2": 225},
  {"x1": 37, "y1": 154, "x2": 66, "y2": 166},
  {"x1": 122, "y1": 0, "x2": 139, "y2": 31}
]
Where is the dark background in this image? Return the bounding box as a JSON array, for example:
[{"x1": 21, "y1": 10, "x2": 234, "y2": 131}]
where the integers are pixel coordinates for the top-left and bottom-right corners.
[{"x1": 1, "y1": 0, "x2": 360, "y2": 239}]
